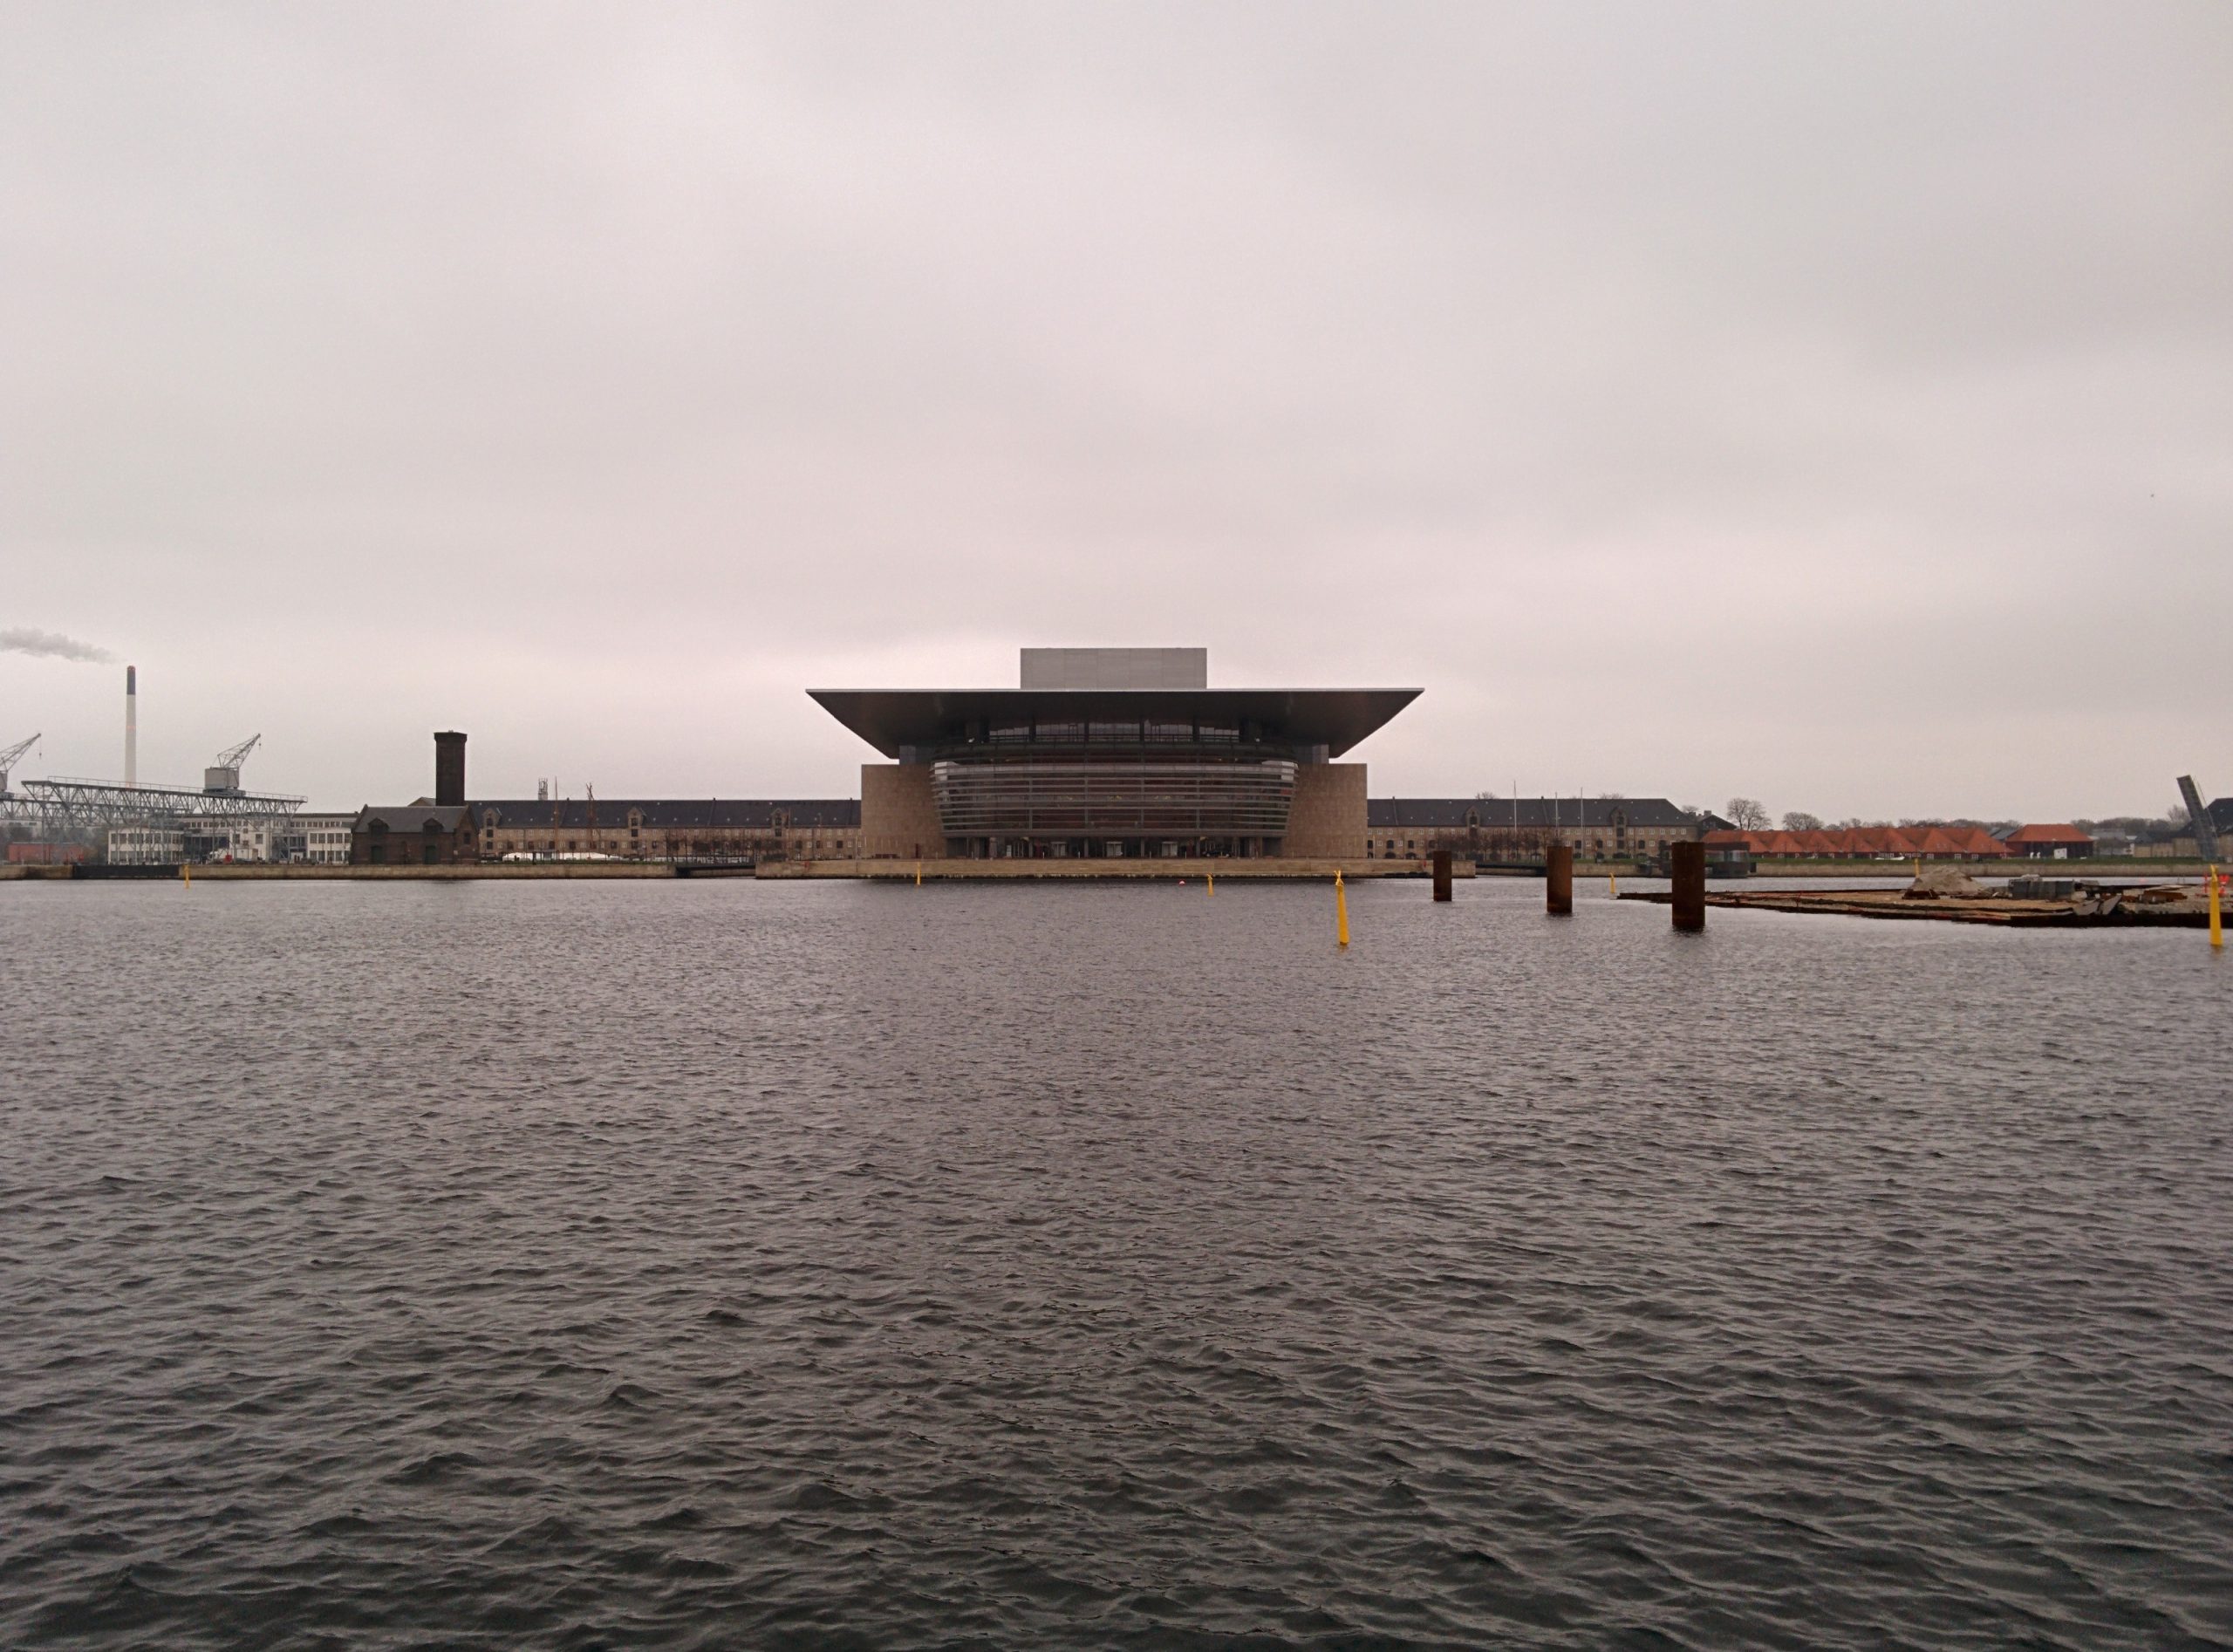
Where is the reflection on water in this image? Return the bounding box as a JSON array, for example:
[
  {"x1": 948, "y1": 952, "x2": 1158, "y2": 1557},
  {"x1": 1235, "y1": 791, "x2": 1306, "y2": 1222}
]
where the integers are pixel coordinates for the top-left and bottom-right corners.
[{"x1": 3, "y1": 878, "x2": 2228, "y2": 1648}]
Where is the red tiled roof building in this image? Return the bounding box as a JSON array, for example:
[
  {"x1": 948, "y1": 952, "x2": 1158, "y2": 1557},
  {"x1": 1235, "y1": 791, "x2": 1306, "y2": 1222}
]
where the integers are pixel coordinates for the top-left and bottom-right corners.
[{"x1": 2004, "y1": 823, "x2": 2094, "y2": 859}]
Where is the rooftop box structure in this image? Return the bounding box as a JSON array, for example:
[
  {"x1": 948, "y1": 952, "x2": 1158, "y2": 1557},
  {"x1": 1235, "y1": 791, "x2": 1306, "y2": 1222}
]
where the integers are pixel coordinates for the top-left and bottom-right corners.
[
  {"x1": 811, "y1": 649, "x2": 1418, "y2": 861},
  {"x1": 1020, "y1": 647, "x2": 1207, "y2": 691}
]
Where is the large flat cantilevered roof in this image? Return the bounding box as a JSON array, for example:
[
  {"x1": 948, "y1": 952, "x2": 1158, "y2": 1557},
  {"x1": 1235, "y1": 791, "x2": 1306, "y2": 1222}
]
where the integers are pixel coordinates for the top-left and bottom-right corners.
[{"x1": 808, "y1": 687, "x2": 1422, "y2": 760}]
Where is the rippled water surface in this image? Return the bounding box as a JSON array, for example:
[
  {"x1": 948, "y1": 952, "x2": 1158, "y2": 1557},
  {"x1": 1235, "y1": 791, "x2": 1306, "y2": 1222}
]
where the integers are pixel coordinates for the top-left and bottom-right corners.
[{"x1": 4, "y1": 877, "x2": 2230, "y2": 1649}]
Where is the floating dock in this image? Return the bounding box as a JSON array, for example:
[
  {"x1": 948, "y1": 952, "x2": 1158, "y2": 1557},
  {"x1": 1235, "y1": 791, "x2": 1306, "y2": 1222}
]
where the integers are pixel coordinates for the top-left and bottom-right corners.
[{"x1": 1617, "y1": 884, "x2": 2216, "y2": 928}]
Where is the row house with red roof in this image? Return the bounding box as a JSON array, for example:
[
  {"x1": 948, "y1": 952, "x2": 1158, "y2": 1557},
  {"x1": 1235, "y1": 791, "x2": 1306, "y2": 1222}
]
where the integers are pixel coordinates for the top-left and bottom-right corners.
[{"x1": 1703, "y1": 825, "x2": 2011, "y2": 864}]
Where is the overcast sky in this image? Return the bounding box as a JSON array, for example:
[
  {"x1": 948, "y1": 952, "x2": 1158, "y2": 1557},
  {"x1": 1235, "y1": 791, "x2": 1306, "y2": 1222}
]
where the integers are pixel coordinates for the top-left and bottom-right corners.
[{"x1": 3, "y1": 2, "x2": 2227, "y2": 818}]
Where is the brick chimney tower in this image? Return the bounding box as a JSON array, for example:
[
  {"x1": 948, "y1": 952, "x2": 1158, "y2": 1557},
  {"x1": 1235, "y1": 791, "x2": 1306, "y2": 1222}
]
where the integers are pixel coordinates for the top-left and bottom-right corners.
[{"x1": 434, "y1": 731, "x2": 466, "y2": 808}]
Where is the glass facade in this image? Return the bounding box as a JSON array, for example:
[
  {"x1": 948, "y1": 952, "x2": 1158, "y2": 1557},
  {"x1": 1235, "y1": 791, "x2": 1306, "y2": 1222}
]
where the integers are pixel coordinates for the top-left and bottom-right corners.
[{"x1": 932, "y1": 758, "x2": 1296, "y2": 857}]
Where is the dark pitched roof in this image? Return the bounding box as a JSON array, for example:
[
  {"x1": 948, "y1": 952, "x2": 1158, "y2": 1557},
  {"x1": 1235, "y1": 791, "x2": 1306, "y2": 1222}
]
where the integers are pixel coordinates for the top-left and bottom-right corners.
[
  {"x1": 354, "y1": 805, "x2": 475, "y2": 832},
  {"x1": 470, "y1": 798, "x2": 860, "y2": 830},
  {"x1": 1367, "y1": 796, "x2": 1698, "y2": 829}
]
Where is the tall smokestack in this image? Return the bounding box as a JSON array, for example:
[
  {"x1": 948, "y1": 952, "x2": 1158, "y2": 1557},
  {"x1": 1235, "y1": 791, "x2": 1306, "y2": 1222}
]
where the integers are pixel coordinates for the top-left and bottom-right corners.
[
  {"x1": 434, "y1": 730, "x2": 466, "y2": 808},
  {"x1": 125, "y1": 666, "x2": 137, "y2": 786}
]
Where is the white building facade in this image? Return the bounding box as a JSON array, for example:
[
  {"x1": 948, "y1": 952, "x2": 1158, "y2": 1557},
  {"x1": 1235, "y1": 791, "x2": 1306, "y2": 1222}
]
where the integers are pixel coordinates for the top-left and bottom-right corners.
[
  {"x1": 283, "y1": 813, "x2": 357, "y2": 864},
  {"x1": 106, "y1": 825, "x2": 185, "y2": 864}
]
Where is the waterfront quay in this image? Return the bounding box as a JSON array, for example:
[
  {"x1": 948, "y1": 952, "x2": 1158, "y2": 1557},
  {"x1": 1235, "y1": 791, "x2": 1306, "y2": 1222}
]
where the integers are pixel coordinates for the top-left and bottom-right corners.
[{"x1": 7, "y1": 856, "x2": 1453, "y2": 883}]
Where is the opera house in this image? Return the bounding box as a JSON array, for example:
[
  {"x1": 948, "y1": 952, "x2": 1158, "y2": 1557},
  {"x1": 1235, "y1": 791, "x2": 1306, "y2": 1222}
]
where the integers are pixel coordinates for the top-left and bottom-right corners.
[{"x1": 811, "y1": 648, "x2": 1417, "y2": 863}]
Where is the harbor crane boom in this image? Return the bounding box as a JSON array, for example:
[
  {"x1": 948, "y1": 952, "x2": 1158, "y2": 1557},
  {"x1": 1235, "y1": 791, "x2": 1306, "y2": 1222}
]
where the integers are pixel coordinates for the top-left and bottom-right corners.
[
  {"x1": 215, "y1": 734, "x2": 262, "y2": 772},
  {"x1": 0, "y1": 732, "x2": 38, "y2": 795}
]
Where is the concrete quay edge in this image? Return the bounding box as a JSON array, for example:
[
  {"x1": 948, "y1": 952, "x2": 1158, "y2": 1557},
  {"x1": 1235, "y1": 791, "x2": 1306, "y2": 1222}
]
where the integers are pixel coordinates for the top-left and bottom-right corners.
[
  {"x1": 160, "y1": 862, "x2": 675, "y2": 880},
  {"x1": 756, "y1": 857, "x2": 1465, "y2": 880},
  {"x1": 9, "y1": 858, "x2": 1465, "y2": 884}
]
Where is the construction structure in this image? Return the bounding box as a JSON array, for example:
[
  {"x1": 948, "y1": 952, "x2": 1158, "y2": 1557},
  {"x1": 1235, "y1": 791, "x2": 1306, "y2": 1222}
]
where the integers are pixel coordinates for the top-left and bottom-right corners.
[
  {"x1": 810, "y1": 647, "x2": 1418, "y2": 862},
  {"x1": 1, "y1": 703, "x2": 306, "y2": 863},
  {"x1": 0, "y1": 733, "x2": 38, "y2": 802}
]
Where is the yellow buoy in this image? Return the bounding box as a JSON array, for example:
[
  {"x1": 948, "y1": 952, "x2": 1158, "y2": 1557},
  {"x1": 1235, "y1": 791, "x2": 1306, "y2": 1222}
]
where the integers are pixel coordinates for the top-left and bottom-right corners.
[
  {"x1": 1335, "y1": 869, "x2": 1349, "y2": 949},
  {"x1": 2210, "y1": 865, "x2": 2223, "y2": 950}
]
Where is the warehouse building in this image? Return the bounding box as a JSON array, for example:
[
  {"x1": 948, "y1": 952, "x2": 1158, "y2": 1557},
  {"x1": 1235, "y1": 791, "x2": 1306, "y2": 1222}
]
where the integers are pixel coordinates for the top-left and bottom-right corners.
[
  {"x1": 471, "y1": 797, "x2": 860, "y2": 862},
  {"x1": 351, "y1": 804, "x2": 481, "y2": 865},
  {"x1": 352, "y1": 730, "x2": 481, "y2": 865},
  {"x1": 1367, "y1": 796, "x2": 1707, "y2": 864}
]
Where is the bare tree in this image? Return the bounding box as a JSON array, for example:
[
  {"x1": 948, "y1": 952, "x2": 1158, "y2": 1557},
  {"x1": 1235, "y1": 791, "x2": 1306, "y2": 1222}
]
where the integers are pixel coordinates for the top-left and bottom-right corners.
[
  {"x1": 1781, "y1": 810, "x2": 1824, "y2": 831},
  {"x1": 1725, "y1": 797, "x2": 1770, "y2": 831}
]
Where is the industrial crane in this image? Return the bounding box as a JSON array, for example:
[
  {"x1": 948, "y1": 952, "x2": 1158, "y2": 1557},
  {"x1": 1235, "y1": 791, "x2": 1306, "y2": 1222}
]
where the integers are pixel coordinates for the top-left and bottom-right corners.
[
  {"x1": 203, "y1": 734, "x2": 263, "y2": 796},
  {"x1": 0, "y1": 732, "x2": 38, "y2": 797}
]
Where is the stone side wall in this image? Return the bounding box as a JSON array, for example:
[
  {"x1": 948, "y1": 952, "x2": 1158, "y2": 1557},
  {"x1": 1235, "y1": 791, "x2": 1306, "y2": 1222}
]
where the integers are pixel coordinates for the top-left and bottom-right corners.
[
  {"x1": 1283, "y1": 763, "x2": 1367, "y2": 858},
  {"x1": 861, "y1": 763, "x2": 946, "y2": 858}
]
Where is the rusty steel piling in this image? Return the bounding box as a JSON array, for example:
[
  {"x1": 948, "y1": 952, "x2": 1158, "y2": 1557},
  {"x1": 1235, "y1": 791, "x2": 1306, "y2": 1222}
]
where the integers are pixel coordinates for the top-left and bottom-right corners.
[
  {"x1": 1546, "y1": 845, "x2": 1574, "y2": 915},
  {"x1": 1432, "y1": 850, "x2": 1452, "y2": 902}
]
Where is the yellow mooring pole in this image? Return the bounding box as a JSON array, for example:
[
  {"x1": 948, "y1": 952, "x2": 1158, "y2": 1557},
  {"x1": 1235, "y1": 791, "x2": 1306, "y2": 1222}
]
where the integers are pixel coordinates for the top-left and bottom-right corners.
[
  {"x1": 1335, "y1": 869, "x2": 1350, "y2": 949},
  {"x1": 1207, "y1": 870, "x2": 1214, "y2": 896},
  {"x1": 1608, "y1": 870, "x2": 1617, "y2": 897},
  {"x1": 2210, "y1": 865, "x2": 2223, "y2": 950},
  {"x1": 915, "y1": 860, "x2": 922, "y2": 887},
  {"x1": 182, "y1": 863, "x2": 190, "y2": 888}
]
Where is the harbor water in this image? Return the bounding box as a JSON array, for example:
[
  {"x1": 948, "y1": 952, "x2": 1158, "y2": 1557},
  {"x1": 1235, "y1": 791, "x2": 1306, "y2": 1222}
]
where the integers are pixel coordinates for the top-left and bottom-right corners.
[{"x1": 3, "y1": 878, "x2": 2228, "y2": 1648}]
